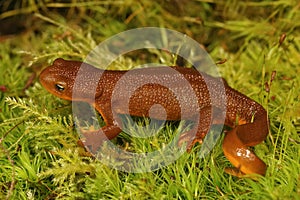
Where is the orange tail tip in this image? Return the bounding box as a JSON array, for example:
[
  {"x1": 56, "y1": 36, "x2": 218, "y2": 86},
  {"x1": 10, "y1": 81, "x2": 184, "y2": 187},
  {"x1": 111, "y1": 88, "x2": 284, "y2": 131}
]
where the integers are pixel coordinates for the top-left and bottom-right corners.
[{"x1": 222, "y1": 127, "x2": 267, "y2": 177}]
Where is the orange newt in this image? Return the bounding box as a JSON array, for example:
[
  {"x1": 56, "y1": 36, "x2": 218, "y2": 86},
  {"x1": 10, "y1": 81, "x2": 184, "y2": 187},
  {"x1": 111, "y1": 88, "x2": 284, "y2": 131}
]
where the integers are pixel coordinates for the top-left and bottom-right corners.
[{"x1": 40, "y1": 58, "x2": 269, "y2": 176}]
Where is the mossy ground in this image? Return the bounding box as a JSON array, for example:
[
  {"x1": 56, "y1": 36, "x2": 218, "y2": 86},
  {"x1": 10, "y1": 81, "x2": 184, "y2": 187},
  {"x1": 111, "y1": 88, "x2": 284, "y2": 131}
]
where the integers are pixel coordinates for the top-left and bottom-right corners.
[{"x1": 0, "y1": 1, "x2": 299, "y2": 199}]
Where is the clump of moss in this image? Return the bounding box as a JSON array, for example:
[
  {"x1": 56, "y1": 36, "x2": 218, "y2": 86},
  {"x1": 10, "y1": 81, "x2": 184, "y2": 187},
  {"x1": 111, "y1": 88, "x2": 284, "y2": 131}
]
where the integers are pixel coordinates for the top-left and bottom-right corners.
[{"x1": 0, "y1": 0, "x2": 299, "y2": 199}]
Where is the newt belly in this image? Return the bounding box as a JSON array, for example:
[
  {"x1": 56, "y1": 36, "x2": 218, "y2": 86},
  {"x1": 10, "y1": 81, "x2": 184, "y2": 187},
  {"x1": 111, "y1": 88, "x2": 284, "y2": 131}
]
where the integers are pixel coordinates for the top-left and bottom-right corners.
[{"x1": 40, "y1": 58, "x2": 269, "y2": 176}]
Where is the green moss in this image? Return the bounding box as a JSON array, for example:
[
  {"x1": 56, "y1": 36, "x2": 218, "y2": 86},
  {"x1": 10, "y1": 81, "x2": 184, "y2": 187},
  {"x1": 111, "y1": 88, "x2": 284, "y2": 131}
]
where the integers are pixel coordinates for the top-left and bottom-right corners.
[{"x1": 0, "y1": 0, "x2": 299, "y2": 199}]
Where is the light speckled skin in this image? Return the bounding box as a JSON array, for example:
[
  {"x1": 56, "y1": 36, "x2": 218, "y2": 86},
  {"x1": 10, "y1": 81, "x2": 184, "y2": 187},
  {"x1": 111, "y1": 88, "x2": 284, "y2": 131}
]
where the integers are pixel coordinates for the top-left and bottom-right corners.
[{"x1": 40, "y1": 58, "x2": 269, "y2": 176}]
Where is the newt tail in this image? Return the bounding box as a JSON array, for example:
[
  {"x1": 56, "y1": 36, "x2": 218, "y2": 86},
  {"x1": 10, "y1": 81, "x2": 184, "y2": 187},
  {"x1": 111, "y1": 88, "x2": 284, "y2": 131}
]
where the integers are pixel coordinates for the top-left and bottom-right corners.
[{"x1": 222, "y1": 87, "x2": 269, "y2": 176}]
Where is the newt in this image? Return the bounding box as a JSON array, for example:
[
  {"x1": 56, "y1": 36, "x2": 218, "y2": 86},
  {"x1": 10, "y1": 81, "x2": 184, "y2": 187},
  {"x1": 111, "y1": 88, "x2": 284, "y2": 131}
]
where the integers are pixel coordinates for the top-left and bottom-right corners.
[{"x1": 39, "y1": 58, "x2": 269, "y2": 176}]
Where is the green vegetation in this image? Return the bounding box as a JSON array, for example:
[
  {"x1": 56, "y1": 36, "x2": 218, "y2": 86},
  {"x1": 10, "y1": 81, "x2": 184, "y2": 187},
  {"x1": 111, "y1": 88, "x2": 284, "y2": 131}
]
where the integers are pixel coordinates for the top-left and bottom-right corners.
[{"x1": 0, "y1": 0, "x2": 299, "y2": 199}]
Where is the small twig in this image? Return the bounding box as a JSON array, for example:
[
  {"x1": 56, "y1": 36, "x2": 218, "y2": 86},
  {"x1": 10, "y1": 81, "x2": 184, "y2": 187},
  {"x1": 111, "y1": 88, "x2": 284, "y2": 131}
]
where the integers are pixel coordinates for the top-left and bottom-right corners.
[
  {"x1": 0, "y1": 121, "x2": 24, "y2": 142},
  {"x1": 22, "y1": 72, "x2": 36, "y2": 92},
  {"x1": 0, "y1": 144, "x2": 16, "y2": 200},
  {"x1": 0, "y1": 121, "x2": 24, "y2": 199}
]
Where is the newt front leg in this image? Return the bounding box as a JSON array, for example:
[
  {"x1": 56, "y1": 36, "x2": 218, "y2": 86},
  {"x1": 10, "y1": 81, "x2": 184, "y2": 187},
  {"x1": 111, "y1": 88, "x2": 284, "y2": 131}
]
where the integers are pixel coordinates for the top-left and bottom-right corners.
[
  {"x1": 81, "y1": 100, "x2": 124, "y2": 153},
  {"x1": 81, "y1": 125, "x2": 122, "y2": 154}
]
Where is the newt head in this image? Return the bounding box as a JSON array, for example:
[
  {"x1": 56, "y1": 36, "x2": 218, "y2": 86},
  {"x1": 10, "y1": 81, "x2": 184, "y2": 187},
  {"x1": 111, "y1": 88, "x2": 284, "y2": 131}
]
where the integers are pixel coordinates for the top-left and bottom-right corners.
[{"x1": 39, "y1": 58, "x2": 103, "y2": 102}]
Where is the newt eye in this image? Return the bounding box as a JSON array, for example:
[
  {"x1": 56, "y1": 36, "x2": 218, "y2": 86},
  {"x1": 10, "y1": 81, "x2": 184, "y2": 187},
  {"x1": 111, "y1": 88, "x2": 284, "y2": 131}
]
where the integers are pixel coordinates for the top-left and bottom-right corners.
[{"x1": 55, "y1": 83, "x2": 65, "y2": 91}]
